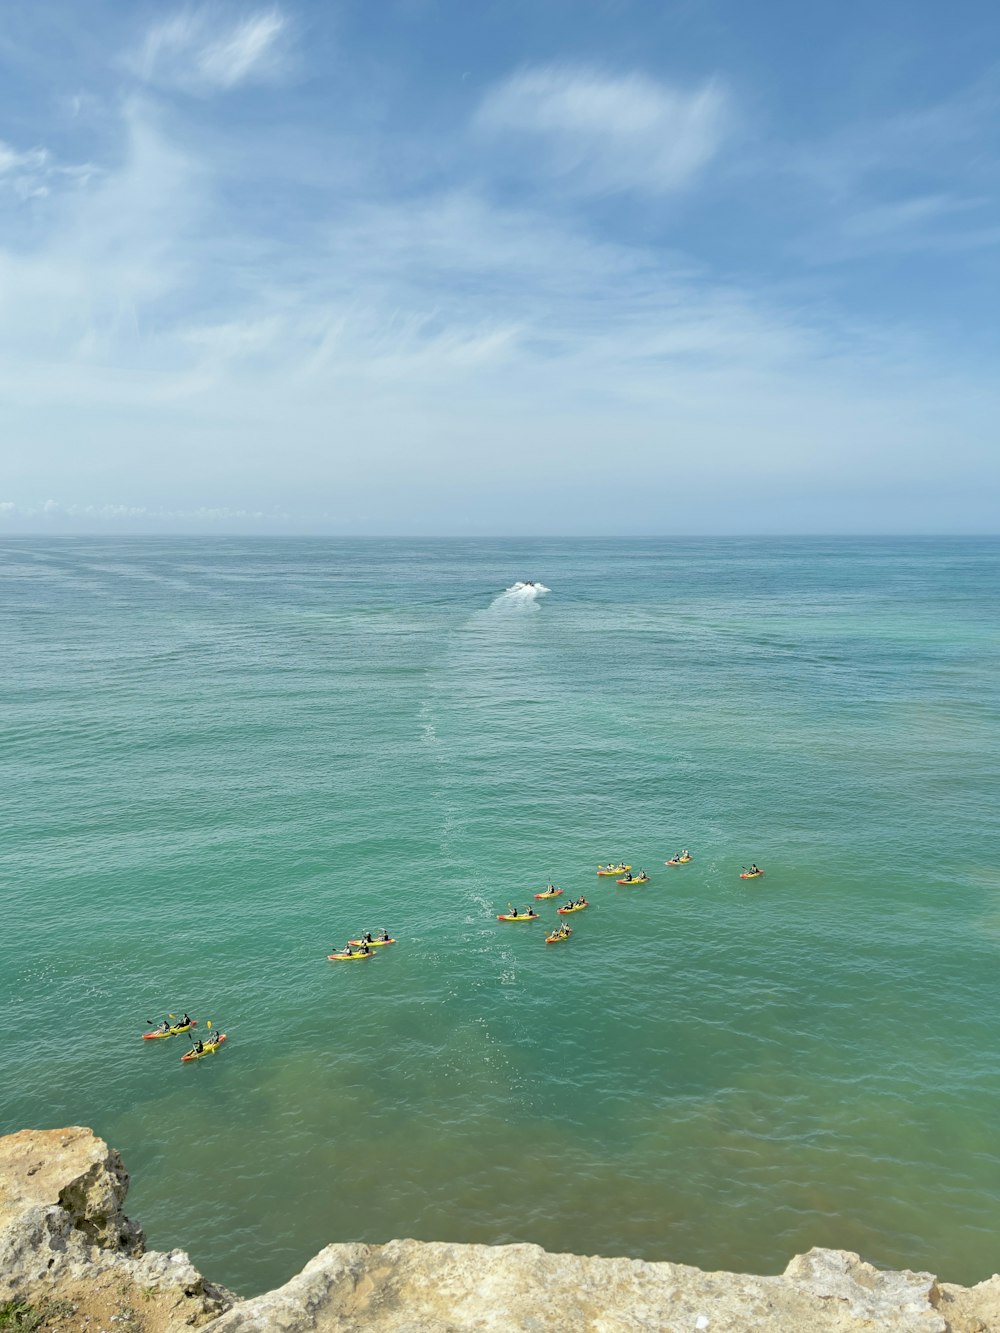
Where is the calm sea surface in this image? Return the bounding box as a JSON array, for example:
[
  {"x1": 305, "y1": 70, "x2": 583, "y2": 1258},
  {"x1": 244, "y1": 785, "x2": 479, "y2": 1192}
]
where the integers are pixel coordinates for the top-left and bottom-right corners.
[{"x1": 2, "y1": 537, "x2": 999, "y2": 1295}]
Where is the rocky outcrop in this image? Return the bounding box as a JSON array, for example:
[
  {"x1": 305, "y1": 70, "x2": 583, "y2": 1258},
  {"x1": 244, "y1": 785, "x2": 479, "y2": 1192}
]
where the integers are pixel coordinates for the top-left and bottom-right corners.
[
  {"x1": 2, "y1": 1128, "x2": 999, "y2": 1332},
  {"x1": 0, "y1": 1127, "x2": 235, "y2": 1332},
  {"x1": 203, "y1": 1238, "x2": 1000, "y2": 1333}
]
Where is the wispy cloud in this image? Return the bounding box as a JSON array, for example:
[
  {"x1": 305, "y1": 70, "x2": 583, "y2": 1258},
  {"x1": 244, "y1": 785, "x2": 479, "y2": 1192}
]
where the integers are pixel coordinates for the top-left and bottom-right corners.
[
  {"x1": 132, "y1": 6, "x2": 288, "y2": 94},
  {"x1": 1, "y1": 38, "x2": 997, "y2": 533},
  {"x1": 783, "y1": 72, "x2": 1000, "y2": 261},
  {"x1": 0, "y1": 138, "x2": 96, "y2": 199},
  {"x1": 0, "y1": 500, "x2": 286, "y2": 527},
  {"x1": 475, "y1": 64, "x2": 729, "y2": 195}
]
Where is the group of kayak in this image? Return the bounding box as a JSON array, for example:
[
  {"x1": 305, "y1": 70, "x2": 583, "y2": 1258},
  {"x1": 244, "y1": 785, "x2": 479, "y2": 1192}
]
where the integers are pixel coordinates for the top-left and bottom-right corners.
[
  {"x1": 497, "y1": 852, "x2": 766, "y2": 945},
  {"x1": 142, "y1": 1014, "x2": 227, "y2": 1062},
  {"x1": 497, "y1": 889, "x2": 592, "y2": 942},
  {"x1": 328, "y1": 929, "x2": 396, "y2": 961}
]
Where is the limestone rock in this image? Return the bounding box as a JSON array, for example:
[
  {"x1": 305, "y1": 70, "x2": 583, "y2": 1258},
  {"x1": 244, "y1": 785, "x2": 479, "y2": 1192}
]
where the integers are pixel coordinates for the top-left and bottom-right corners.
[
  {"x1": 937, "y1": 1275, "x2": 1000, "y2": 1333},
  {"x1": 4, "y1": 1127, "x2": 1000, "y2": 1332},
  {"x1": 0, "y1": 1126, "x2": 235, "y2": 1331},
  {"x1": 0, "y1": 1125, "x2": 142, "y2": 1253},
  {"x1": 203, "y1": 1238, "x2": 951, "y2": 1332}
]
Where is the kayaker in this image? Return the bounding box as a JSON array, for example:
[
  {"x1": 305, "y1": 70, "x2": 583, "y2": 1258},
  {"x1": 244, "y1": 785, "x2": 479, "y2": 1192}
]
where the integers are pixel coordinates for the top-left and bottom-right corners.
[
  {"x1": 358, "y1": 943, "x2": 372, "y2": 955},
  {"x1": 180, "y1": 1014, "x2": 191, "y2": 1027},
  {"x1": 362, "y1": 932, "x2": 373, "y2": 944},
  {"x1": 749, "y1": 864, "x2": 760, "y2": 875},
  {"x1": 158, "y1": 1019, "x2": 173, "y2": 1033},
  {"x1": 192, "y1": 1039, "x2": 204, "y2": 1054}
]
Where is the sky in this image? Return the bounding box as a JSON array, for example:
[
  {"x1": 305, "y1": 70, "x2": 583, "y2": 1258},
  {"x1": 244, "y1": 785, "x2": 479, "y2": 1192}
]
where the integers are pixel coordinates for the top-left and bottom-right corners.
[{"x1": 0, "y1": 0, "x2": 998, "y2": 535}]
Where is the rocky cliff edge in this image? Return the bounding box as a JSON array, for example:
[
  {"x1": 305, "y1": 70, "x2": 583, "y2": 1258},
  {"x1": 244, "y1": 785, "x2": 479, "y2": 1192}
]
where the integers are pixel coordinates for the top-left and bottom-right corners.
[{"x1": 1, "y1": 1128, "x2": 998, "y2": 1332}]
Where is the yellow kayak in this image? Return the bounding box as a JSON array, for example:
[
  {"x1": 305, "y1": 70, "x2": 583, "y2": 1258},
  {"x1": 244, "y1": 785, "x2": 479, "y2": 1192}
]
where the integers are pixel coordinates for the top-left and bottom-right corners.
[
  {"x1": 533, "y1": 888, "x2": 564, "y2": 900},
  {"x1": 546, "y1": 928, "x2": 572, "y2": 944},
  {"x1": 666, "y1": 856, "x2": 693, "y2": 865},
  {"x1": 143, "y1": 1021, "x2": 196, "y2": 1040},
  {"x1": 616, "y1": 875, "x2": 650, "y2": 885},
  {"x1": 328, "y1": 950, "x2": 376, "y2": 960},
  {"x1": 558, "y1": 901, "x2": 589, "y2": 915},
  {"x1": 347, "y1": 937, "x2": 396, "y2": 947},
  {"x1": 181, "y1": 1034, "x2": 227, "y2": 1062},
  {"x1": 597, "y1": 864, "x2": 630, "y2": 876},
  {"x1": 497, "y1": 912, "x2": 539, "y2": 922},
  {"x1": 740, "y1": 871, "x2": 764, "y2": 880}
]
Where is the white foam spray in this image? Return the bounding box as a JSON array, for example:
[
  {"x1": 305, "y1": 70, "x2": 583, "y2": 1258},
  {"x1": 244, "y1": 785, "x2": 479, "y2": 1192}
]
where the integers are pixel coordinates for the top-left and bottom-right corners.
[{"x1": 490, "y1": 580, "x2": 551, "y2": 610}]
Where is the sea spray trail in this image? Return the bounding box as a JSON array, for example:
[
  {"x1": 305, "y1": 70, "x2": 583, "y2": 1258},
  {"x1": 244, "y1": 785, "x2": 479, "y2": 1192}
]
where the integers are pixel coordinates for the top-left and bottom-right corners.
[
  {"x1": 490, "y1": 580, "x2": 552, "y2": 611},
  {"x1": 419, "y1": 577, "x2": 557, "y2": 1054},
  {"x1": 1, "y1": 538, "x2": 999, "y2": 1297}
]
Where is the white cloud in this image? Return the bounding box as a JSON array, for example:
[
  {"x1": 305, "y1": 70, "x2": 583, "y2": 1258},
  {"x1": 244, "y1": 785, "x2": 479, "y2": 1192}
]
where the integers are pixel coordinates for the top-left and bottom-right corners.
[
  {"x1": 0, "y1": 139, "x2": 95, "y2": 200},
  {"x1": 134, "y1": 7, "x2": 287, "y2": 93},
  {"x1": 475, "y1": 64, "x2": 729, "y2": 195},
  {"x1": 0, "y1": 100, "x2": 996, "y2": 533},
  {"x1": 0, "y1": 501, "x2": 278, "y2": 524}
]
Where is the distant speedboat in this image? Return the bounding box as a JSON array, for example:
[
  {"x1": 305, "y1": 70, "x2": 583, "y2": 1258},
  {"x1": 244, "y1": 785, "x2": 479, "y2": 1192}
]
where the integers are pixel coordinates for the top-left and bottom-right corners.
[{"x1": 506, "y1": 580, "x2": 550, "y2": 593}]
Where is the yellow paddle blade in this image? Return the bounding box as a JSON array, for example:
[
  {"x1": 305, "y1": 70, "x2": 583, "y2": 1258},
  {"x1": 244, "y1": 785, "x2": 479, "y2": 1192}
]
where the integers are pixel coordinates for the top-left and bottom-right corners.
[
  {"x1": 206, "y1": 1020, "x2": 212, "y2": 1029},
  {"x1": 168, "y1": 1014, "x2": 175, "y2": 1020}
]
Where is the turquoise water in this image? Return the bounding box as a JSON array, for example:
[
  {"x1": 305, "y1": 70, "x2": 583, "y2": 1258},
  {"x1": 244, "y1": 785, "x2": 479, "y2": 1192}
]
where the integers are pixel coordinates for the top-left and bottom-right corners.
[{"x1": 2, "y1": 537, "x2": 999, "y2": 1294}]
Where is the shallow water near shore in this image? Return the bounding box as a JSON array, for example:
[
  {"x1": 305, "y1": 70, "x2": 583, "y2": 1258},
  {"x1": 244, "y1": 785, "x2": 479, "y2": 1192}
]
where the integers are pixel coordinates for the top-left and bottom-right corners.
[{"x1": 2, "y1": 536, "x2": 999, "y2": 1295}]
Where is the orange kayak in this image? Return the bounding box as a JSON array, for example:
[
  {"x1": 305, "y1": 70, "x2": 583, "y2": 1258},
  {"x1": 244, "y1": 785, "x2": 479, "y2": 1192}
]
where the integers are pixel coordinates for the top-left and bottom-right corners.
[
  {"x1": 558, "y1": 901, "x2": 589, "y2": 915},
  {"x1": 546, "y1": 928, "x2": 573, "y2": 943},
  {"x1": 534, "y1": 888, "x2": 564, "y2": 900},
  {"x1": 740, "y1": 871, "x2": 764, "y2": 880},
  {"x1": 347, "y1": 938, "x2": 396, "y2": 947}
]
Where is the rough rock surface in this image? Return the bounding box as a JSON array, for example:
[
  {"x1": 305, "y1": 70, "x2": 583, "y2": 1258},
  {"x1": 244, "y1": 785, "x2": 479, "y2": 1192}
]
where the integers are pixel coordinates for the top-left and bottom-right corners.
[
  {"x1": 0, "y1": 1127, "x2": 235, "y2": 1332},
  {"x1": 203, "y1": 1238, "x2": 961, "y2": 1333},
  {"x1": 3, "y1": 1128, "x2": 1000, "y2": 1332}
]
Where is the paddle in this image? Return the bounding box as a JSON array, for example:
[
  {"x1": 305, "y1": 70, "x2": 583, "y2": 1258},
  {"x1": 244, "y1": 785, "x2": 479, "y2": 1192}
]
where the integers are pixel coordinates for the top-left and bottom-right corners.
[
  {"x1": 146, "y1": 1013, "x2": 177, "y2": 1029},
  {"x1": 188, "y1": 1021, "x2": 212, "y2": 1054}
]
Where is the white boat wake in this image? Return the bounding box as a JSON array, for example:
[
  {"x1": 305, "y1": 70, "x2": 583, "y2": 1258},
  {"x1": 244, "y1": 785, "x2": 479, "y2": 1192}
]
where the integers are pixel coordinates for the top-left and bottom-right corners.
[
  {"x1": 503, "y1": 580, "x2": 551, "y2": 599},
  {"x1": 482, "y1": 581, "x2": 551, "y2": 615}
]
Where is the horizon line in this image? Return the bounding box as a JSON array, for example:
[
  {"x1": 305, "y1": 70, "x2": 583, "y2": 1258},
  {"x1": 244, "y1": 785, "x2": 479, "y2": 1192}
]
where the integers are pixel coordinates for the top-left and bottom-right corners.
[{"x1": 2, "y1": 531, "x2": 999, "y2": 541}]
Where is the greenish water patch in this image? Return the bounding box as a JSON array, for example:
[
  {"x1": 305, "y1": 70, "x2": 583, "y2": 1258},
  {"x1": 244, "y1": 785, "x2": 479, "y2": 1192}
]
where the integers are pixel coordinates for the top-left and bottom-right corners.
[{"x1": 1, "y1": 537, "x2": 999, "y2": 1294}]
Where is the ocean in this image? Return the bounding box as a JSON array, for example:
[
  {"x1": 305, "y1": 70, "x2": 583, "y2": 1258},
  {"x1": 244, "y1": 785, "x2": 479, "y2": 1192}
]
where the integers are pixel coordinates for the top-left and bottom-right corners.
[{"x1": 2, "y1": 536, "x2": 998, "y2": 1295}]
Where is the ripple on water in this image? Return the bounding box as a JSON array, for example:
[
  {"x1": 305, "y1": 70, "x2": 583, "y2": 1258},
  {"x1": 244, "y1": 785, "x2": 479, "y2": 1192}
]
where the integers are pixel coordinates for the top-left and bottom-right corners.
[{"x1": 2, "y1": 537, "x2": 1000, "y2": 1294}]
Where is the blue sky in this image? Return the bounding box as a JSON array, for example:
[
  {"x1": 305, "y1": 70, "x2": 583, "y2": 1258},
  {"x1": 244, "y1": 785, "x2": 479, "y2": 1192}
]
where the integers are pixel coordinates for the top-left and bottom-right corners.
[{"x1": 1, "y1": 0, "x2": 998, "y2": 534}]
